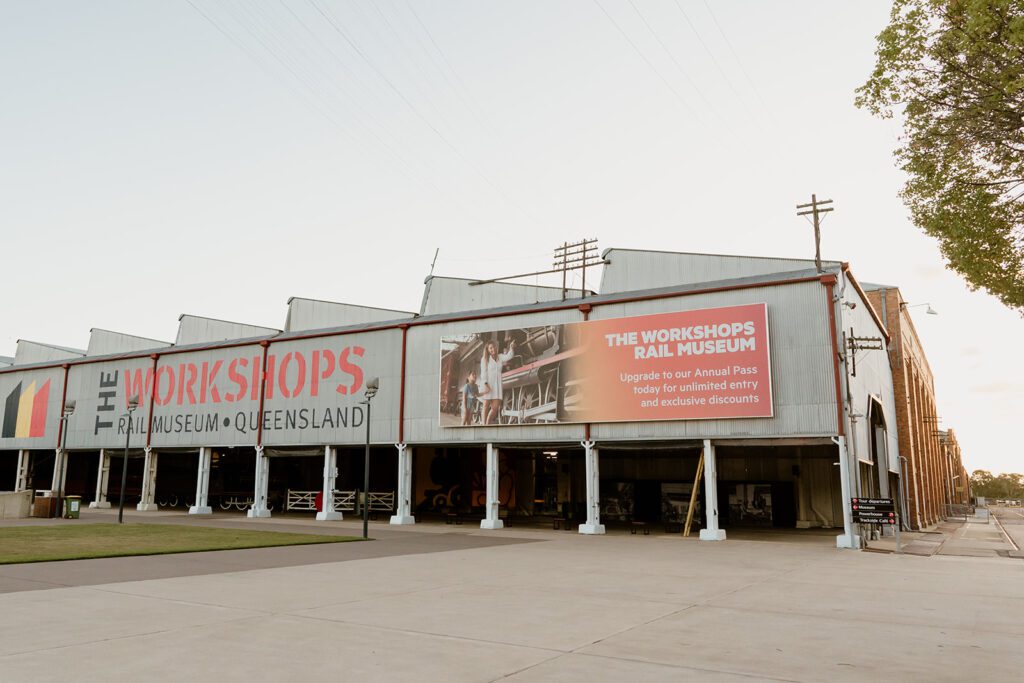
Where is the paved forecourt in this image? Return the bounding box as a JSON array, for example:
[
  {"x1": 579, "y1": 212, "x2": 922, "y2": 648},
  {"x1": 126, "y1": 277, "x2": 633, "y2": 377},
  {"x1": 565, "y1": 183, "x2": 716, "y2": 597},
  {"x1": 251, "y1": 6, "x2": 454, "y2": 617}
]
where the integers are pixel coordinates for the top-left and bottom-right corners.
[{"x1": 1, "y1": 519, "x2": 1023, "y2": 681}]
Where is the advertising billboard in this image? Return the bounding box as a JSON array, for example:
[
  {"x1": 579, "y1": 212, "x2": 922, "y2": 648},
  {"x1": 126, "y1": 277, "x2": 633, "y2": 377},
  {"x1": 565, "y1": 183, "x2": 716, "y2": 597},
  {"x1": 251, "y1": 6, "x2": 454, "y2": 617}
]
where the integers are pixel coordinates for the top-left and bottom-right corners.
[{"x1": 439, "y1": 303, "x2": 771, "y2": 427}]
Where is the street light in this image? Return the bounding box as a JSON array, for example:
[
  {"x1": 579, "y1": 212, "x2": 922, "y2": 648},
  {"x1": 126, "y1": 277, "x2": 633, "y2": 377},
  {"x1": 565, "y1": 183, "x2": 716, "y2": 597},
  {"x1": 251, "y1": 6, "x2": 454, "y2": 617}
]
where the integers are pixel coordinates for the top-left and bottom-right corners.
[
  {"x1": 55, "y1": 400, "x2": 76, "y2": 518},
  {"x1": 117, "y1": 394, "x2": 140, "y2": 525},
  {"x1": 900, "y1": 302, "x2": 938, "y2": 315},
  {"x1": 361, "y1": 377, "x2": 379, "y2": 540}
]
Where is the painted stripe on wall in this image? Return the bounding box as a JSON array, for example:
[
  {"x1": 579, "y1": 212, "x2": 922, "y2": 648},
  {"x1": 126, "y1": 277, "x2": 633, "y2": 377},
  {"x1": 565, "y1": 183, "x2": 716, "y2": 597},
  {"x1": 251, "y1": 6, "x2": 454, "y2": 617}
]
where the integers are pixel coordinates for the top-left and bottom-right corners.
[
  {"x1": 30, "y1": 380, "x2": 50, "y2": 437},
  {"x1": 1, "y1": 382, "x2": 20, "y2": 438},
  {"x1": 15, "y1": 381, "x2": 36, "y2": 438}
]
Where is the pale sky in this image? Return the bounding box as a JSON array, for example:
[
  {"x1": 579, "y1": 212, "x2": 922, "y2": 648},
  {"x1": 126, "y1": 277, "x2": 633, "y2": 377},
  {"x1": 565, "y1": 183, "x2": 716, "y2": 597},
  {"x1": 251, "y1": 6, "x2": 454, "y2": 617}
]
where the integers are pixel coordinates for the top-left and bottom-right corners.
[{"x1": 1, "y1": 1, "x2": 1020, "y2": 473}]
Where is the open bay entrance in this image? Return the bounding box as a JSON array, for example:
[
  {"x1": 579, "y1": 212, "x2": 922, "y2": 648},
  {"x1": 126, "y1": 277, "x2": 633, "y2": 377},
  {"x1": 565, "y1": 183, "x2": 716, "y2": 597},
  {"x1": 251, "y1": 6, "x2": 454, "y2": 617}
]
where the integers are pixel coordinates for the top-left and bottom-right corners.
[
  {"x1": 597, "y1": 445, "x2": 704, "y2": 532},
  {"x1": 715, "y1": 443, "x2": 841, "y2": 533},
  {"x1": 207, "y1": 447, "x2": 256, "y2": 512},
  {"x1": 105, "y1": 450, "x2": 146, "y2": 507},
  {"x1": 261, "y1": 446, "x2": 398, "y2": 519},
  {"x1": 153, "y1": 450, "x2": 199, "y2": 509},
  {"x1": 63, "y1": 450, "x2": 99, "y2": 504},
  {"x1": 1, "y1": 450, "x2": 17, "y2": 490}
]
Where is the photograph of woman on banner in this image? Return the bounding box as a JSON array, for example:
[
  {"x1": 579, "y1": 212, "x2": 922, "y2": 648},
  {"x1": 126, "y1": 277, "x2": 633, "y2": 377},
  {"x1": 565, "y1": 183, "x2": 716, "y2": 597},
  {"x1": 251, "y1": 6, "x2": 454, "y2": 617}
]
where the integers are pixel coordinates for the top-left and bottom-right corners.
[{"x1": 479, "y1": 338, "x2": 515, "y2": 424}]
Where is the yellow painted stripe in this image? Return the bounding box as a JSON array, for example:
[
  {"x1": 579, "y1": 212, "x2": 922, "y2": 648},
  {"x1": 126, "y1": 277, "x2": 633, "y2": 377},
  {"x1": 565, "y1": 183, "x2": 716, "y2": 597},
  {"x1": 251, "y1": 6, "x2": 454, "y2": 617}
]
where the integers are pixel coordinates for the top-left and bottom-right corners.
[{"x1": 15, "y1": 381, "x2": 36, "y2": 438}]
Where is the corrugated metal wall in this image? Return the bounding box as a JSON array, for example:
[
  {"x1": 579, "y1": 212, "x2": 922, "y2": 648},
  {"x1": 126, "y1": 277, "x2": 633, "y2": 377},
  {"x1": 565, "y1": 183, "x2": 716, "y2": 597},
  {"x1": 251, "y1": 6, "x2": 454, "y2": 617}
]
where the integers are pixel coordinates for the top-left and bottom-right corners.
[
  {"x1": 261, "y1": 330, "x2": 402, "y2": 446},
  {"x1": 419, "y1": 277, "x2": 587, "y2": 316},
  {"x1": 0, "y1": 365, "x2": 64, "y2": 450},
  {"x1": 86, "y1": 329, "x2": 170, "y2": 356},
  {"x1": 589, "y1": 281, "x2": 836, "y2": 441},
  {"x1": 13, "y1": 340, "x2": 84, "y2": 365},
  {"x1": 64, "y1": 356, "x2": 155, "y2": 449},
  {"x1": 405, "y1": 280, "x2": 838, "y2": 444},
  {"x1": 148, "y1": 345, "x2": 263, "y2": 448},
  {"x1": 840, "y1": 276, "x2": 901, "y2": 474},
  {"x1": 405, "y1": 308, "x2": 590, "y2": 444},
  {"x1": 175, "y1": 315, "x2": 279, "y2": 345},
  {"x1": 284, "y1": 298, "x2": 413, "y2": 332},
  {"x1": 3, "y1": 267, "x2": 896, "y2": 454},
  {"x1": 600, "y1": 249, "x2": 842, "y2": 294}
]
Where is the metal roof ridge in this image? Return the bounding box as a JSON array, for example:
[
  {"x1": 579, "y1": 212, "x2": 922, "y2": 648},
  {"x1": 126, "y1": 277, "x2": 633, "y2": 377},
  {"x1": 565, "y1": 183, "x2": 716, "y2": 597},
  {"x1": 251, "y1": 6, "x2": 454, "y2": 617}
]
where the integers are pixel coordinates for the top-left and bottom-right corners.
[
  {"x1": 15, "y1": 340, "x2": 86, "y2": 355},
  {"x1": 601, "y1": 246, "x2": 843, "y2": 265},
  {"x1": 285, "y1": 296, "x2": 416, "y2": 315},
  {"x1": 89, "y1": 328, "x2": 172, "y2": 345},
  {"x1": 177, "y1": 313, "x2": 281, "y2": 332},
  {"x1": 0, "y1": 266, "x2": 831, "y2": 375}
]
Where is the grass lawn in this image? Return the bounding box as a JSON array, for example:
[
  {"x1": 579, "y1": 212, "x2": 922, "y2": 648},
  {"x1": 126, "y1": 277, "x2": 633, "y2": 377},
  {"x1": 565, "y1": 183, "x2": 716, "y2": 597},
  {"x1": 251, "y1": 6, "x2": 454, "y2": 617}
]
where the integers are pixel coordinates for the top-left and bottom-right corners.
[{"x1": 0, "y1": 523, "x2": 360, "y2": 564}]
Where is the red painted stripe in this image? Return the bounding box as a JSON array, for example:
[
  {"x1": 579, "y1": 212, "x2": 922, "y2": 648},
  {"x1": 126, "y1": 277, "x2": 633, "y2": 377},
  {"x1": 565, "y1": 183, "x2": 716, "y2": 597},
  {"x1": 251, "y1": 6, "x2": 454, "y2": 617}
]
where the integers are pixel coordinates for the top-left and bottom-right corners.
[
  {"x1": 255, "y1": 341, "x2": 270, "y2": 447},
  {"x1": 54, "y1": 365, "x2": 69, "y2": 448},
  {"x1": 30, "y1": 379, "x2": 50, "y2": 437}
]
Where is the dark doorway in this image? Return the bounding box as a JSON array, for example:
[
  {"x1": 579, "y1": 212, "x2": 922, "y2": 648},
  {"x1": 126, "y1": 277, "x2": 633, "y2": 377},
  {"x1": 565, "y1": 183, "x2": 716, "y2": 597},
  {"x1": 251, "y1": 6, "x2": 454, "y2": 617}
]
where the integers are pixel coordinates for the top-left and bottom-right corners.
[
  {"x1": 155, "y1": 452, "x2": 200, "y2": 508},
  {"x1": 107, "y1": 451, "x2": 146, "y2": 506},
  {"x1": 770, "y1": 482, "x2": 797, "y2": 528},
  {"x1": 0, "y1": 450, "x2": 17, "y2": 490},
  {"x1": 64, "y1": 452, "x2": 99, "y2": 503}
]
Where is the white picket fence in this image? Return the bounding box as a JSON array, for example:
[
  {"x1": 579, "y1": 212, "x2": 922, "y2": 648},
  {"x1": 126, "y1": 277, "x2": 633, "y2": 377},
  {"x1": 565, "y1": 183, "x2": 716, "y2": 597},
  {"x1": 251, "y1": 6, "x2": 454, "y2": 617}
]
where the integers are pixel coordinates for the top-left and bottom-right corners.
[
  {"x1": 366, "y1": 491, "x2": 395, "y2": 512},
  {"x1": 285, "y1": 489, "x2": 358, "y2": 513}
]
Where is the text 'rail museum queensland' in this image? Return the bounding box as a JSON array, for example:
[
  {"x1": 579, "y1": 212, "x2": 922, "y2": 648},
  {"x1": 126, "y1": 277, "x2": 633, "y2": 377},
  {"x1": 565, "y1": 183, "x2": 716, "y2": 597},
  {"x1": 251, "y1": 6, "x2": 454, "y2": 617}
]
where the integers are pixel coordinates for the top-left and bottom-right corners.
[{"x1": 0, "y1": 249, "x2": 900, "y2": 548}]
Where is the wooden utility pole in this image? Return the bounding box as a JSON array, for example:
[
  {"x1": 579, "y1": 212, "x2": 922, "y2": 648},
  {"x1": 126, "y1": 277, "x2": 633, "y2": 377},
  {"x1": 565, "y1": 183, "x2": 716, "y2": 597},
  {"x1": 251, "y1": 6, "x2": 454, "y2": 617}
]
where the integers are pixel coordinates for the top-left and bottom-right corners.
[
  {"x1": 468, "y1": 239, "x2": 603, "y2": 294},
  {"x1": 553, "y1": 239, "x2": 599, "y2": 300},
  {"x1": 796, "y1": 194, "x2": 833, "y2": 273}
]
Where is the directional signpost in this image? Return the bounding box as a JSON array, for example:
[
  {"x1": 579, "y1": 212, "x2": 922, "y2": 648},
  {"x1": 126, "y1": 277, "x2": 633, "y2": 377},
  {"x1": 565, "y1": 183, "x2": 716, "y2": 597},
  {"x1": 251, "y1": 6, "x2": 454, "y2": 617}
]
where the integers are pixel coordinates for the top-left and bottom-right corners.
[{"x1": 851, "y1": 498, "x2": 901, "y2": 553}]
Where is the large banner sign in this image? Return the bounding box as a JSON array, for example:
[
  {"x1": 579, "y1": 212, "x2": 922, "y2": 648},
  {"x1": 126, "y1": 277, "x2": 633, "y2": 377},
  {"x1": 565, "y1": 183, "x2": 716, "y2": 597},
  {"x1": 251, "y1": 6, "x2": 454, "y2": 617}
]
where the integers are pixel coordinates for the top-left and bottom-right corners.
[
  {"x1": 439, "y1": 303, "x2": 772, "y2": 427},
  {"x1": 65, "y1": 357, "x2": 155, "y2": 450},
  {"x1": 57, "y1": 331, "x2": 399, "y2": 449}
]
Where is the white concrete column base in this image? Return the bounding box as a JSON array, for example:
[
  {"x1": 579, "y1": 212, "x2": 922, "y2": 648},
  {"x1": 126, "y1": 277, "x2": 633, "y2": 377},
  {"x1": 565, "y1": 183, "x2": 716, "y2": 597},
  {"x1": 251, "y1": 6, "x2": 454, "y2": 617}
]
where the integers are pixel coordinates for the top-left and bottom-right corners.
[
  {"x1": 247, "y1": 509, "x2": 271, "y2": 519},
  {"x1": 578, "y1": 523, "x2": 606, "y2": 535},
  {"x1": 699, "y1": 528, "x2": 727, "y2": 541},
  {"x1": 88, "y1": 501, "x2": 111, "y2": 509},
  {"x1": 188, "y1": 506, "x2": 213, "y2": 515},
  {"x1": 835, "y1": 533, "x2": 861, "y2": 549},
  {"x1": 136, "y1": 503, "x2": 159, "y2": 512},
  {"x1": 315, "y1": 511, "x2": 344, "y2": 521},
  {"x1": 480, "y1": 519, "x2": 504, "y2": 530},
  {"x1": 389, "y1": 515, "x2": 416, "y2": 525}
]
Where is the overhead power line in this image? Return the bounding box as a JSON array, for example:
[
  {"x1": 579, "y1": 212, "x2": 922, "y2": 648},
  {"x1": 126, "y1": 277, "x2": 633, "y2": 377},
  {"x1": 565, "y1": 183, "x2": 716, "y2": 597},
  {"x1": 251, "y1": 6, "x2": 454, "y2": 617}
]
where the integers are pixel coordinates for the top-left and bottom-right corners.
[
  {"x1": 403, "y1": 0, "x2": 493, "y2": 133},
  {"x1": 185, "y1": 0, "x2": 447, "y2": 196},
  {"x1": 701, "y1": 0, "x2": 775, "y2": 119},
  {"x1": 592, "y1": 0, "x2": 706, "y2": 126},
  {"x1": 670, "y1": 0, "x2": 756, "y2": 122},
  {"x1": 307, "y1": 0, "x2": 542, "y2": 226},
  {"x1": 626, "y1": 0, "x2": 724, "y2": 120}
]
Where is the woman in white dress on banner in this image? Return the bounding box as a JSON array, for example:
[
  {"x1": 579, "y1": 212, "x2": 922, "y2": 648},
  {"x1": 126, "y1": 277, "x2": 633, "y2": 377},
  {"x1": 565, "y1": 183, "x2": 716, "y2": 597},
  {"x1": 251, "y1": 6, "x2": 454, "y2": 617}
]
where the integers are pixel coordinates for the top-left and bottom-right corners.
[{"x1": 479, "y1": 338, "x2": 515, "y2": 425}]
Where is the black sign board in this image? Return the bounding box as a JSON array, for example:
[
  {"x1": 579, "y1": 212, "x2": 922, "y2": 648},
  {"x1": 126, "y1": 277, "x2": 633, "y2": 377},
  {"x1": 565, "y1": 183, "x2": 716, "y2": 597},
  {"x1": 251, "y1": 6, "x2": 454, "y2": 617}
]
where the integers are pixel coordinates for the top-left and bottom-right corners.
[
  {"x1": 851, "y1": 498, "x2": 896, "y2": 524},
  {"x1": 853, "y1": 511, "x2": 897, "y2": 524},
  {"x1": 852, "y1": 498, "x2": 894, "y2": 510}
]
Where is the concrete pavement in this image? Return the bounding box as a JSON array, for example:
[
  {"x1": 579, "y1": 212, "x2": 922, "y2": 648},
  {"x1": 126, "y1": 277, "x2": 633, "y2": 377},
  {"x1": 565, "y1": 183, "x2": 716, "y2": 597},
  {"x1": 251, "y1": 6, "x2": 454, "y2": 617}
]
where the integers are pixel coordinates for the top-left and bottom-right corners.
[{"x1": 2, "y1": 514, "x2": 1023, "y2": 681}]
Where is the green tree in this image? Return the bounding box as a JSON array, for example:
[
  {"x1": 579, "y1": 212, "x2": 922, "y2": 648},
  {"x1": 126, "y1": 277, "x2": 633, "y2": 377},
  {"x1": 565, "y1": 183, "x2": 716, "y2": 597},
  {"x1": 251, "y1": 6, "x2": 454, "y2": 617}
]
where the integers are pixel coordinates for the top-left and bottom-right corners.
[
  {"x1": 970, "y1": 469, "x2": 1024, "y2": 497},
  {"x1": 857, "y1": 0, "x2": 1024, "y2": 312}
]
